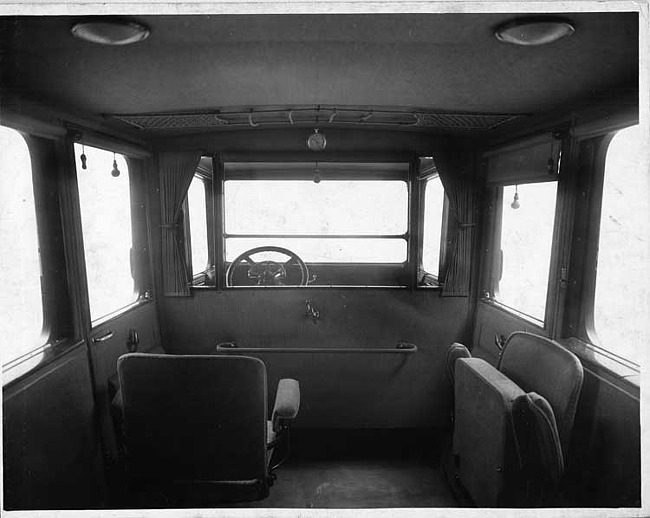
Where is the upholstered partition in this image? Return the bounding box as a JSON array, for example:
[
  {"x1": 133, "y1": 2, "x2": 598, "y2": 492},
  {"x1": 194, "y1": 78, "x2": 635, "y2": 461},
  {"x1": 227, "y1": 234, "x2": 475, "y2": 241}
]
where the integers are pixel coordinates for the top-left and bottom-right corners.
[{"x1": 160, "y1": 288, "x2": 469, "y2": 429}]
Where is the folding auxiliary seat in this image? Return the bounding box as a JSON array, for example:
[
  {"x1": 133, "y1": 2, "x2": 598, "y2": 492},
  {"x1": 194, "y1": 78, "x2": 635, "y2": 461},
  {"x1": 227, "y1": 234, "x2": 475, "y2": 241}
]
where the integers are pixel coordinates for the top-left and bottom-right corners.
[
  {"x1": 446, "y1": 332, "x2": 583, "y2": 507},
  {"x1": 114, "y1": 353, "x2": 300, "y2": 505}
]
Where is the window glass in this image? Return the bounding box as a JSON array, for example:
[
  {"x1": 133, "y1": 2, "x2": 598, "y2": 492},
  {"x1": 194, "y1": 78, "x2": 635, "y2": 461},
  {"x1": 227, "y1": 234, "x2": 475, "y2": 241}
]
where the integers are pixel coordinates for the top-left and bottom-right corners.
[
  {"x1": 224, "y1": 180, "x2": 408, "y2": 263},
  {"x1": 594, "y1": 125, "x2": 648, "y2": 365},
  {"x1": 75, "y1": 144, "x2": 136, "y2": 322},
  {"x1": 226, "y1": 237, "x2": 407, "y2": 263},
  {"x1": 422, "y1": 176, "x2": 445, "y2": 277},
  {"x1": 225, "y1": 180, "x2": 407, "y2": 235},
  {"x1": 495, "y1": 181, "x2": 558, "y2": 321},
  {"x1": 0, "y1": 127, "x2": 45, "y2": 365},
  {"x1": 187, "y1": 175, "x2": 209, "y2": 274}
]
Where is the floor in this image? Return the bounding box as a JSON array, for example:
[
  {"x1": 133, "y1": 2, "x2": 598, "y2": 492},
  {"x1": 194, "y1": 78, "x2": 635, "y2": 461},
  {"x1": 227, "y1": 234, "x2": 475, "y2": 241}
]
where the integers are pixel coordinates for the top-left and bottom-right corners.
[
  {"x1": 230, "y1": 428, "x2": 457, "y2": 508},
  {"x1": 125, "y1": 428, "x2": 458, "y2": 509},
  {"x1": 251, "y1": 458, "x2": 457, "y2": 508}
]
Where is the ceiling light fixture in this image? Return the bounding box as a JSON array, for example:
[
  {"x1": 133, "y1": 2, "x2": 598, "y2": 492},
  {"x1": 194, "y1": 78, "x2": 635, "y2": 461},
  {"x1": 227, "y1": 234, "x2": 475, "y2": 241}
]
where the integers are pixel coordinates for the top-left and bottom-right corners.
[
  {"x1": 71, "y1": 18, "x2": 150, "y2": 46},
  {"x1": 494, "y1": 17, "x2": 575, "y2": 46}
]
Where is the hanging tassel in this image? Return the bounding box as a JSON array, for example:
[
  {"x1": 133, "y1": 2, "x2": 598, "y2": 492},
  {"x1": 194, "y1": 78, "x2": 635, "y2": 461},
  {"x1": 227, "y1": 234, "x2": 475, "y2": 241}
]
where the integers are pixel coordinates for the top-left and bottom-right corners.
[
  {"x1": 111, "y1": 153, "x2": 121, "y2": 177},
  {"x1": 511, "y1": 184, "x2": 520, "y2": 209},
  {"x1": 313, "y1": 161, "x2": 321, "y2": 184},
  {"x1": 80, "y1": 145, "x2": 87, "y2": 170}
]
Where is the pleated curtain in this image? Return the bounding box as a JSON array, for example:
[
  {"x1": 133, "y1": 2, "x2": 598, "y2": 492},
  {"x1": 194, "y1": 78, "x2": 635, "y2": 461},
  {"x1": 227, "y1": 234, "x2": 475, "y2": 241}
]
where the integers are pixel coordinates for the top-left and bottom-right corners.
[
  {"x1": 435, "y1": 152, "x2": 477, "y2": 297},
  {"x1": 159, "y1": 152, "x2": 202, "y2": 296}
]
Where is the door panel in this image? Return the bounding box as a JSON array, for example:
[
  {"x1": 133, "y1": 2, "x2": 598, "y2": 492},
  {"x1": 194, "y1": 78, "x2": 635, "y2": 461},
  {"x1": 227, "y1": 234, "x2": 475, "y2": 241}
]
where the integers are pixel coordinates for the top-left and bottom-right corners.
[
  {"x1": 567, "y1": 366, "x2": 640, "y2": 506},
  {"x1": 87, "y1": 301, "x2": 160, "y2": 462},
  {"x1": 472, "y1": 301, "x2": 545, "y2": 365},
  {"x1": 3, "y1": 344, "x2": 106, "y2": 510}
]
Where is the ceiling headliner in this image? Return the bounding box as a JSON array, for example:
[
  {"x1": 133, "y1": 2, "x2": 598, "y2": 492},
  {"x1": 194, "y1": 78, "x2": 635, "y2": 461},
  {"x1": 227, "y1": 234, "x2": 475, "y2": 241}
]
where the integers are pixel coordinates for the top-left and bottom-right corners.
[{"x1": 1, "y1": 13, "x2": 639, "y2": 135}]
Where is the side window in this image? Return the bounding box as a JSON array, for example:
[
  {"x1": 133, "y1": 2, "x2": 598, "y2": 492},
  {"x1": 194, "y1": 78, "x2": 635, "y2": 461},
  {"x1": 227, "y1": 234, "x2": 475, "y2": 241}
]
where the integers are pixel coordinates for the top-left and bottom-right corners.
[
  {"x1": 592, "y1": 125, "x2": 646, "y2": 365},
  {"x1": 490, "y1": 181, "x2": 558, "y2": 322},
  {"x1": 186, "y1": 174, "x2": 210, "y2": 280},
  {"x1": 75, "y1": 144, "x2": 137, "y2": 322},
  {"x1": 0, "y1": 126, "x2": 45, "y2": 366},
  {"x1": 420, "y1": 174, "x2": 447, "y2": 282}
]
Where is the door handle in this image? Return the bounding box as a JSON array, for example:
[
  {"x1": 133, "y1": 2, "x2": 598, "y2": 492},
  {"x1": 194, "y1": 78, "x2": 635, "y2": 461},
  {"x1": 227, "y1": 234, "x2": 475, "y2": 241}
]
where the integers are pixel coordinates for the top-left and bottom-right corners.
[
  {"x1": 127, "y1": 329, "x2": 139, "y2": 352},
  {"x1": 92, "y1": 330, "x2": 114, "y2": 343}
]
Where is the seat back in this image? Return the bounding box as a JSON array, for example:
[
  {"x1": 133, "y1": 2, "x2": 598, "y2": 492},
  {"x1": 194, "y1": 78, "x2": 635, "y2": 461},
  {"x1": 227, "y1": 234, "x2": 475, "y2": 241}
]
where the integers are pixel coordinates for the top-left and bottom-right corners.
[
  {"x1": 453, "y1": 357, "x2": 526, "y2": 507},
  {"x1": 497, "y1": 332, "x2": 583, "y2": 456},
  {"x1": 117, "y1": 354, "x2": 268, "y2": 487}
]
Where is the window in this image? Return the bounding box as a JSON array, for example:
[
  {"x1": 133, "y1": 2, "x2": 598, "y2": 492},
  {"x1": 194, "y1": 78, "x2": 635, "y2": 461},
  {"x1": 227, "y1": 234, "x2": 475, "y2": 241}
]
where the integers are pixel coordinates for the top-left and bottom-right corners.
[
  {"x1": 421, "y1": 174, "x2": 446, "y2": 280},
  {"x1": 186, "y1": 174, "x2": 209, "y2": 277},
  {"x1": 225, "y1": 180, "x2": 408, "y2": 264},
  {"x1": 0, "y1": 127, "x2": 45, "y2": 366},
  {"x1": 222, "y1": 162, "x2": 411, "y2": 286},
  {"x1": 491, "y1": 181, "x2": 558, "y2": 322},
  {"x1": 592, "y1": 125, "x2": 647, "y2": 365},
  {"x1": 75, "y1": 144, "x2": 137, "y2": 322}
]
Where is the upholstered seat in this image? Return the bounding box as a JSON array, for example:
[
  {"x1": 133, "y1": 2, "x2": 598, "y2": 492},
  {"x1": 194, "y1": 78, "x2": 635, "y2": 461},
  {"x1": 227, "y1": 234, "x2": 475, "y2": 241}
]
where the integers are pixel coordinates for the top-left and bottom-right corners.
[
  {"x1": 446, "y1": 332, "x2": 583, "y2": 507},
  {"x1": 116, "y1": 353, "x2": 300, "y2": 504}
]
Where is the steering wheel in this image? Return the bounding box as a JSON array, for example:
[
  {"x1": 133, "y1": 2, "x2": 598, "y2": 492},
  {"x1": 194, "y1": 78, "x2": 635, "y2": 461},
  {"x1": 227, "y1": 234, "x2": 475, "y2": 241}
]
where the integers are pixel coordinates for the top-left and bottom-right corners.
[{"x1": 226, "y1": 246, "x2": 309, "y2": 287}]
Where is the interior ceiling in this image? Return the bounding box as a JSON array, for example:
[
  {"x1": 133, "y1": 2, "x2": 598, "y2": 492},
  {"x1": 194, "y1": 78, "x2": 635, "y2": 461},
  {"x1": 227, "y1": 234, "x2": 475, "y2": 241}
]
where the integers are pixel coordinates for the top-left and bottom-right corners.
[{"x1": 1, "y1": 13, "x2": 639, "y2": 134}]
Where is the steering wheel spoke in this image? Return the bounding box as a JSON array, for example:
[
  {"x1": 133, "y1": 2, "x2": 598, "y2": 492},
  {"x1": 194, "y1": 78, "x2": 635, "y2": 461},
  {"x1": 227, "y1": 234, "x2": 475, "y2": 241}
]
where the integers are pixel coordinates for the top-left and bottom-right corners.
[
  {"x1": 226, "y1": 246, "x2": 309, "y2": 287},
  {"x1": 241, "y1": 254, "x2": 256, "y2": 265}
]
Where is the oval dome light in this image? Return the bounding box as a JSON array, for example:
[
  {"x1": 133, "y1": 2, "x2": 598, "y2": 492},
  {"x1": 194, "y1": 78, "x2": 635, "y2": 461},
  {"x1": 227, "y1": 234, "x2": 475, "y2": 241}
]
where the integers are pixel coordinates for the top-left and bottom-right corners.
[
  {"x1": 494, "y1": 17, "x2": 575, "y2": 46},
  {"x1": 71, "y1": 19, "x2": 150, "y2": 46}
]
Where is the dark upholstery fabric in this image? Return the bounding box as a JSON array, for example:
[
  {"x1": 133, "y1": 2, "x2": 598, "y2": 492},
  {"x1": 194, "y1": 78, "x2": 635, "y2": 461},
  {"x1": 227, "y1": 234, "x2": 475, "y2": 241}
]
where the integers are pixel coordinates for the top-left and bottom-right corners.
[
  {"x1": 159, "y1": 152, "x2": 202, "y2": 296},
  {"x1": 514, "y1": 393, "x2": 564, "y2": 480},
  {"x1": 497, "y1": 332, "x2": 583, "y2": 456},
  {"x1": 433, "y1": 150, "x2": 477, "y2": 297},
  {"x1": 446, "y1": 342, "x2": 472, "y2": 386},
  {"x1": 117, "y1": 354, "x2": 268, "y2": 484},
  {"x1": 511, "y1": 392, "x2": 564, "y2": 506}
]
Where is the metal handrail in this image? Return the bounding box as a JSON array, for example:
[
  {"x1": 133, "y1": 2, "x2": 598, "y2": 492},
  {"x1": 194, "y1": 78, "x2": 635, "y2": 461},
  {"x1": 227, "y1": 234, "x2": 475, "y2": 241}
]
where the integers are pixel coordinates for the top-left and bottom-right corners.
[{"x1": 215, "y1": 342, "x2": 417, "y2": 354}]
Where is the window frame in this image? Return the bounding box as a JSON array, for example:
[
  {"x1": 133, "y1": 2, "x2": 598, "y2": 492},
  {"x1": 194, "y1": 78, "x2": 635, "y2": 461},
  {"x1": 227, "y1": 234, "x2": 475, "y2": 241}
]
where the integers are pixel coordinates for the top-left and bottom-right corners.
[
  {"x1": 2, "y1": 122, "x2": 154, "y2": 387},
  {"x1": 71, "y1": 138, "x2": 153, "y2": 329},
  {"x1": 1, "y1": 129, "x2": 51, "y2": 372},
  {"x1": 566, "y1": 127, "x2": 643, "y2": 370},
  {"x1": 417, "y1": 167, "x2": 449, "y2": 287},
  {"x1": 481, "y1": 177, "x2": 561, "y2": 329},
  {"x1": 478, "y1": 121, "x2": 642, "y2": 378},
  {"x1": 208, "y1": 154, "x2": 445, "y2": 289},
  {"x1": 184, "y1": 166, "x2": 215, "y2": 286}
]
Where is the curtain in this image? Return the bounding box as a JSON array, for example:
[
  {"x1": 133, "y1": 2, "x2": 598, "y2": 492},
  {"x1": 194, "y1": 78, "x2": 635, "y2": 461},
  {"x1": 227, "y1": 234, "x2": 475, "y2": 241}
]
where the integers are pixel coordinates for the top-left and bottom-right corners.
[
  {"x1": 435, "y1": 150, "x2": 477, "y2": 297},
  {"x1": 159, "y1": 151, "x2": 202, "y2": 296}
]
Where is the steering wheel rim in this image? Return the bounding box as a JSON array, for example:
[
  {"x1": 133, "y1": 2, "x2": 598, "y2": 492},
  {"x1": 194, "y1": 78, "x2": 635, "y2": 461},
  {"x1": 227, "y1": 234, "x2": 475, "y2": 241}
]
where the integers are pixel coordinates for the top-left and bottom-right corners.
[{"x1": 226, "y1": 246, "x2": 309, "y2": 287}]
